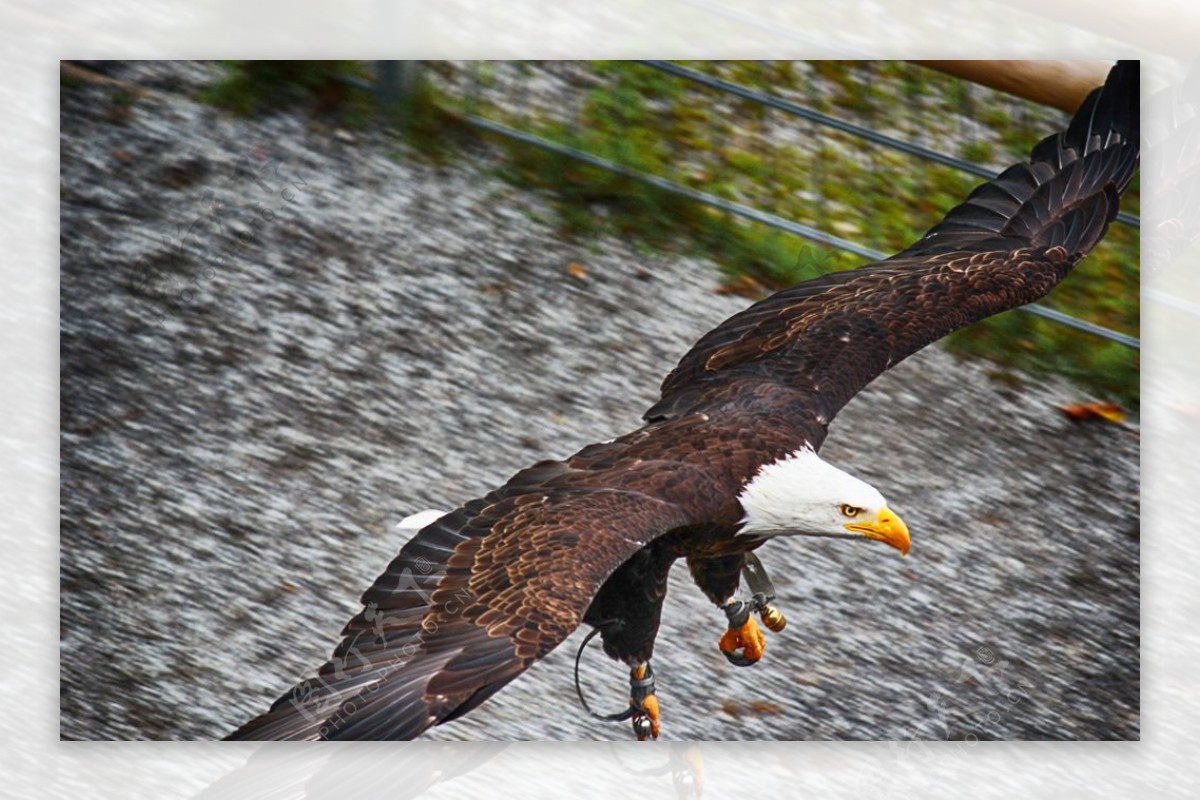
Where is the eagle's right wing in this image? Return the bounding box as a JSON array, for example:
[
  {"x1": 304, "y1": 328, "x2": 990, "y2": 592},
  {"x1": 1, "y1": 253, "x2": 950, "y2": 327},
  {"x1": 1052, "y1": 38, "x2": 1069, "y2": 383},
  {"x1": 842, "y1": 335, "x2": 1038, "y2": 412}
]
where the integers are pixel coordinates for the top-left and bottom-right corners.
[{"x1": 226, "y1": 457, "x2": 715, "y2": 741}]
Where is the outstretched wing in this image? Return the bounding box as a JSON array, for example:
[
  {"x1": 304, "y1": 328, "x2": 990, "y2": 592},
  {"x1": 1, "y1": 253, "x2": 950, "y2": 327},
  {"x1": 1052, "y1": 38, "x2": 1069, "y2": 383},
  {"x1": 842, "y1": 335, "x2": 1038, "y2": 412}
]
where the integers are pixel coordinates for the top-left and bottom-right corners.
[
  {"x1": 647, "y1": 60, "x2": 1139, "y2": 439},
  {"x1": 227, "y1": 456, "x2": 713, "y2": 741}
]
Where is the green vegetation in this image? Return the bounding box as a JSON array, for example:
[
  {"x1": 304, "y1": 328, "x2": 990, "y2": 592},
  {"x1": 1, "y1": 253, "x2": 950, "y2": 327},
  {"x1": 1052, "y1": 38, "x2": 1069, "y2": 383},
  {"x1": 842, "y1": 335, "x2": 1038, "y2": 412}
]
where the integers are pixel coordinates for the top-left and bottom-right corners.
[{"x1": 203, "y1": 61, "x2": 375, "y2": 121}]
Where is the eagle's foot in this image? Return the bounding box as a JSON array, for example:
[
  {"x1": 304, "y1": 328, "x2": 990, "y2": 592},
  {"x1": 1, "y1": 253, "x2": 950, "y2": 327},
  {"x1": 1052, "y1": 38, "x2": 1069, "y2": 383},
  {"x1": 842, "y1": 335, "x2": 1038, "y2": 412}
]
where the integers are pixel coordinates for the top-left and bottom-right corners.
[
  {"x1": 629, "y1": 662, "x2": 660, "y2": 741},
  {"x1": 719, "y1": 595, "x2": 785, "y2": 667},
  {"x1": 719, "y1": 603, "x2": 765, "y2": 666}
]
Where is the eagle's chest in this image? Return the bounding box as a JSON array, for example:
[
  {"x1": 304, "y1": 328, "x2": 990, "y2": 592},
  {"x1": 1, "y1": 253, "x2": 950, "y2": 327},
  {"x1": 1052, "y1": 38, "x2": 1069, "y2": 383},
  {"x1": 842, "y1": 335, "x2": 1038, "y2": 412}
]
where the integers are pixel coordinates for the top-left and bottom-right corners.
[{"x1": 660, "y1": 523, "x2": 764, "y2": 560}]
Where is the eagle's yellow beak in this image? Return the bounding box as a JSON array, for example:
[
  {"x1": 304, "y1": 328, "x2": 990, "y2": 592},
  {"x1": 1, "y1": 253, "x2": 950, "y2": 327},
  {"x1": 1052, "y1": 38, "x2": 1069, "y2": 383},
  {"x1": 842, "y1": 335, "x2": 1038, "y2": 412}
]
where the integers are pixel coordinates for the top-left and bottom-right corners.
[{"x1": 845, "y1": 506, "x2": 910, "y2": 557}]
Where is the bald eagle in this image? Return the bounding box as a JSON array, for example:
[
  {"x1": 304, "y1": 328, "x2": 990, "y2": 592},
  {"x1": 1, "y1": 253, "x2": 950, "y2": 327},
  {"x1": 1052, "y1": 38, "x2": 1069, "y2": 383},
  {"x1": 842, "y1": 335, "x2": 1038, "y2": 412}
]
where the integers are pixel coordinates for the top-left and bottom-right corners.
[{"x1": 227, "y1": 60, "x2": 1139, "y2": 741}]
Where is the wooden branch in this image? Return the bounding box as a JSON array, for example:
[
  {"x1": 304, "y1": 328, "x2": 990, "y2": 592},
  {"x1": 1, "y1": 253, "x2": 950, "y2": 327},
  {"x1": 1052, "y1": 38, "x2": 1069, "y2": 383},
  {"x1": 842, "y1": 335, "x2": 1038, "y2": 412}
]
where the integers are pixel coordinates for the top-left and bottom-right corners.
[{"x1": 911, "y1": 60, "x2": 1115, "y2": 113}]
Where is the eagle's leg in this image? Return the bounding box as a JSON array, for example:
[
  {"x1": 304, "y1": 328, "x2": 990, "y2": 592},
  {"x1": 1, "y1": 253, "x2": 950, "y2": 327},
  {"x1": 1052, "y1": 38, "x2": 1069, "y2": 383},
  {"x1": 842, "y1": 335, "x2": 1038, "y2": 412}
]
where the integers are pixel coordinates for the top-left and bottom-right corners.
[
  {"x1": 583, "y1": 543, "x2": 674, "y2": 740},
  {"x1": 688, "y1": 552, "x2": 786, "y2": 667}
]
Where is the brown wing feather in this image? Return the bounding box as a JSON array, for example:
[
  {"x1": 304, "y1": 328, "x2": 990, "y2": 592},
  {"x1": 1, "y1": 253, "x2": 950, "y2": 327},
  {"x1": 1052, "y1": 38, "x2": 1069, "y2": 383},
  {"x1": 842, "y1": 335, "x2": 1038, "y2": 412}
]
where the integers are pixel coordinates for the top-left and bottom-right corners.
[
  {"x1": 647, "y1": 61, "x2": 1139, "y2": 437},
  {"x1": 226, "y1": 440, "x2": 726, "y2": 741}
]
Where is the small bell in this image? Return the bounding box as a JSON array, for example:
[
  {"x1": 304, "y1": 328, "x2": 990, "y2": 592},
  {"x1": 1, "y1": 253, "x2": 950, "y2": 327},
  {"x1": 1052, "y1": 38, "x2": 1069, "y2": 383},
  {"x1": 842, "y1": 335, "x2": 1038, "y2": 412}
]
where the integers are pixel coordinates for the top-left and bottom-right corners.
[
  {"x1": 633, "y1": 715, "x2": 655, "y2": 740},
  {"x1": 759, "y1": 604, "x2": 786, "y2": 632}
]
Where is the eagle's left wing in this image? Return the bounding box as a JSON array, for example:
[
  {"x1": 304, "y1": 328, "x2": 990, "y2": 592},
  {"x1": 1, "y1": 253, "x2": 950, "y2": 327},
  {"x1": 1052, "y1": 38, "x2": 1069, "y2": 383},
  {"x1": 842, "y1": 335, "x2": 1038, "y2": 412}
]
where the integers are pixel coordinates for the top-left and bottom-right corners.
[
  {"x1": 227, "y1": 459, "x2": 713, "y2": 740},
  {"x1": 646, "y1": 60, "x2": 1139, "y2": 442}
]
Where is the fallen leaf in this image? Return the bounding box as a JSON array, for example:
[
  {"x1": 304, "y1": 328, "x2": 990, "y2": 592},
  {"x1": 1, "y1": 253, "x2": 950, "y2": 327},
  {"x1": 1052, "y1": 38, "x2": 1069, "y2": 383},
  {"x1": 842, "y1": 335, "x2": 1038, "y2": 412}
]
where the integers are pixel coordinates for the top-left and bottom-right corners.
[
  {"x1": 716, "y1": 274, "x2": 768, "y2": 299},
  {"x1": 1058, "y1": 402, "x2": 1125, "y2": 424}
]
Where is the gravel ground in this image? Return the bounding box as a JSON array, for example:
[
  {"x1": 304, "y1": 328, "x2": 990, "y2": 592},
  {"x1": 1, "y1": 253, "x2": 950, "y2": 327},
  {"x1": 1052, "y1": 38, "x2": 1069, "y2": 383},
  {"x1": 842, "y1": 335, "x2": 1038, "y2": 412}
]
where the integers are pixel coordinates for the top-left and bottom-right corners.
[{"x1": 60, "y1": 61, "x2": 1139, "y2": 743}]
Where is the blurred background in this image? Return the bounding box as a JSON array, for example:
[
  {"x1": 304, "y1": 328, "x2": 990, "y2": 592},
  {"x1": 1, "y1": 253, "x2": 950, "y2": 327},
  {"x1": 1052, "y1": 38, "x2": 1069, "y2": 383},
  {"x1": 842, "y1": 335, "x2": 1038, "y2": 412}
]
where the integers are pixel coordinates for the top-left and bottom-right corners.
[{"x1": 60, "y1": 59, "x2": 1139, "y2": 752}]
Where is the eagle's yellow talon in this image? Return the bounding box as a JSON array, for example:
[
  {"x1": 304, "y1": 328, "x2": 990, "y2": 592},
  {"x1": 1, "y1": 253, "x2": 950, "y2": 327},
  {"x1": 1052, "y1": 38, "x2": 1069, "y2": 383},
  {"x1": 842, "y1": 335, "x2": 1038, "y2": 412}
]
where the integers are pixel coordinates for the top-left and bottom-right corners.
[{"x1": 719, "y1": 615, "x2": 766, "y2": 665}]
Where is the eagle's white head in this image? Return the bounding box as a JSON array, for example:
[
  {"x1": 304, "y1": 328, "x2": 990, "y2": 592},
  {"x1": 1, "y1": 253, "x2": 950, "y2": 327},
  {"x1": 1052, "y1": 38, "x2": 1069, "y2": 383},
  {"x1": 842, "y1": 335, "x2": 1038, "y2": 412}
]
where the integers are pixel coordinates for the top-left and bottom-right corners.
[{"x1": 736, "y1": 449, "x2": 910, "y2": 556}]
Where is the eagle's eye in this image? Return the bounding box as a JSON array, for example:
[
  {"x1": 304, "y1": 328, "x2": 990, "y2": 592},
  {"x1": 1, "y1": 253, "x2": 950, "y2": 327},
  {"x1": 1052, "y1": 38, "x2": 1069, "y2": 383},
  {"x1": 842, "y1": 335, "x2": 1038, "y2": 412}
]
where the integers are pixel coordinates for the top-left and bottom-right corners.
[{"x1": 839, "y1": 504, "x2": 863, "y2": 518}]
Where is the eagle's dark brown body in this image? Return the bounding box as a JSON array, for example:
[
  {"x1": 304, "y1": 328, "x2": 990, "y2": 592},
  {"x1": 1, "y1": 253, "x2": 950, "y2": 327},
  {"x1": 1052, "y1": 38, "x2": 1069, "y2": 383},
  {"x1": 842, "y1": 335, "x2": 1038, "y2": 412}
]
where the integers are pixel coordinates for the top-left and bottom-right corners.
[{"x1": 228, "y1": 61, "x2": 1139, "y2": 741}]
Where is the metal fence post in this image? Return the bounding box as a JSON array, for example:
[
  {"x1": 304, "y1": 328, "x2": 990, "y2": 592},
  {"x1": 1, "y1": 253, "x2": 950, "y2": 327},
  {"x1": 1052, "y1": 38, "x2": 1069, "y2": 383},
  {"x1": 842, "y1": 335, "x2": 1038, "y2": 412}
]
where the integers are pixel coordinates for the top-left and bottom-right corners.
[{"x1": 376, "y1": 61, "x2": 423, "y2": 109}]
